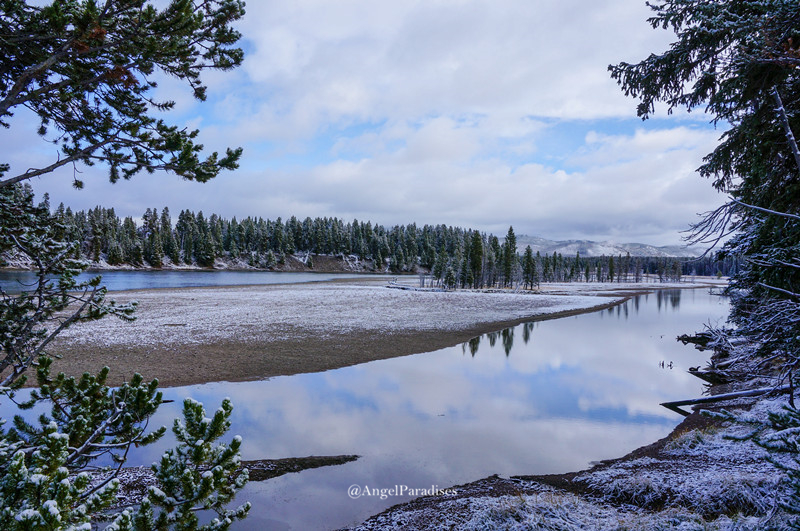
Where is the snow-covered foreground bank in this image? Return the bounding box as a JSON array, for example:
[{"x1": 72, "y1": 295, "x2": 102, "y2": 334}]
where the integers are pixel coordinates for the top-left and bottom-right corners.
[{"x1": 349, "y1": 395, "x2": 792, "y2": 530}]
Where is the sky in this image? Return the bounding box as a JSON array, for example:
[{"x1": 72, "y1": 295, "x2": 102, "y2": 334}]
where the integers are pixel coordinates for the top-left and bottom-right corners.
[{"x1": 6, "y1": 0, "x2": 727, "y2": 247}]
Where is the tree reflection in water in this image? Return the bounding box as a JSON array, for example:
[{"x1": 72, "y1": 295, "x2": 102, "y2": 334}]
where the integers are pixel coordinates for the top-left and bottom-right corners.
[{"x1": 462, "y1": 291, "x2": 688, "y2": 359}]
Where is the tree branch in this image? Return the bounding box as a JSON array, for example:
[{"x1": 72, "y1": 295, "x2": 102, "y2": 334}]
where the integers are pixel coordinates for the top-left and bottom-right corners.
[
  {"x1": 771, "y1": 87, "x2": 800, "y2": 172},
  {"x1": 757, "y1": 282, "x2": 800, "y2": 300},
  {"x1": 0, "y1": 140, "x2": 112, "y2": 188},
  {"x1": 731, "y1": 198, "x2": 800, "y2": 221}
]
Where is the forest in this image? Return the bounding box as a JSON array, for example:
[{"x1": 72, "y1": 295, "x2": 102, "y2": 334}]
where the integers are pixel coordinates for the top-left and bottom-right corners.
[{"x1": 25, "y1": 197, "x2": 739, "y2": 289}]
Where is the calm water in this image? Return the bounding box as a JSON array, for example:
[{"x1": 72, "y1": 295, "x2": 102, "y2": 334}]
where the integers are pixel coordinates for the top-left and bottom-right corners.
[
  {"x1": 0, "y1": 270, "x2": 387, "y2": 293},
  {"x1": 110, "y1": 288, "x2": 726, "y2": 530}
]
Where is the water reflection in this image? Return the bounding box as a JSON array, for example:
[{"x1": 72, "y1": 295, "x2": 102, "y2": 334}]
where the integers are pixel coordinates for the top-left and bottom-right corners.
[
  {"x1": 0, "y1": 289, "x2": 729, "y2": 530},
  {"x1": 656, "y1": 289, "x2": 682, "y2": 311},
  {"x1": 465, "y1": 322, "x2": 536, "y2": 358},
  {"x1": 523, "y1": 322, "x2": 534, "y2": 343},
  {"x1": 141, "y1": 290, "x2": 729, "y2": 529},
  {"x1": 463, "y1": 292, "x2": 692, "y2": 360},
  {"x1": 502, "y1": 328, "x2": 513, "y2": 356}
]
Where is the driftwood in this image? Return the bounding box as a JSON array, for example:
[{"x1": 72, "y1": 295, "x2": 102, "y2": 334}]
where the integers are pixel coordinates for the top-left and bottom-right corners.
[
  {"x1": 386, "y1": 283, "x2": 446, "y2": 292},
  {"x1": 105, "y1": 454, "x2": 360, "y2": 513},
  {"x1": 678, "y1": 332, "x2": 714, "y2": 350},
  {"x1": 687, "y1": 367, "x2": 730, "y2": 385},
  {"x1": 661, "y1": 385, "x2": 792, "y2": 416}
]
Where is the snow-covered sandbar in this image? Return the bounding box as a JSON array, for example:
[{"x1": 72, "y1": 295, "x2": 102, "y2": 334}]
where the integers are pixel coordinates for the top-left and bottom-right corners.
[{"x1": 50, "y1": 277, "x2": 720, "y2": 387}]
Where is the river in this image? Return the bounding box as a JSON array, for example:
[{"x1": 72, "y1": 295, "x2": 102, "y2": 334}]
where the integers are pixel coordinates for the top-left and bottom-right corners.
[
  {"x1": 121, "y1": 287, "x2": 727, "y2": 530},
  {"x1": 0, "y1": 269, "x2": 389, "y2": 293},
  {"x1": 0, "y1": 272, "x2": 727, "y2": 529}
]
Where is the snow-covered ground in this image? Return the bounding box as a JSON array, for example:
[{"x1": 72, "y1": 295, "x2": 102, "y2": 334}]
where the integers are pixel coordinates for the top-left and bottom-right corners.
[
  {"x1": 349, "y1": 381, "x2": 793, "y2": 530},
  {"x1": 56, "y1": 281, "x2": 644, "y2": 350}
]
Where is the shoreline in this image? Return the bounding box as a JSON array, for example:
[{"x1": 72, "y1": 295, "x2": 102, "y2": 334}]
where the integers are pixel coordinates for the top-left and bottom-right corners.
[
  {"x1": 349, "y1": 395, "x2": 783, "y2": 531},
  {"x1": 347, "y1": 291, "x2": 786, "y2": 530},
  {"x1": 46, "y1": 278, "x2": 722, "y2": 388},
  {"x1": 43, "y1": 276, "x2": 751, "y2": 529}
]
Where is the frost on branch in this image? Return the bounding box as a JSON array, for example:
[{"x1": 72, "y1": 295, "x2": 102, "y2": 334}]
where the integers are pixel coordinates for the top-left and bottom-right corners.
[{"x1": 107, "y1": 398, "x2": 250, "y2": 531}]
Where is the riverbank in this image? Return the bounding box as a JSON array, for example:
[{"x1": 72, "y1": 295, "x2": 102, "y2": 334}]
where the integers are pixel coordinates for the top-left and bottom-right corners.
[
  {"x1": 348, "y1": 401, "x2": 789, "y2": 531},
  {"x1": 346, "y1": 324, "x2": 791, "y2": 530},
  {"x1": 48, "y1": 278, "x2": 720, "y2": 388},
  {"x1": 3, "y1": 251, "x2": 383, "y2": 274}
]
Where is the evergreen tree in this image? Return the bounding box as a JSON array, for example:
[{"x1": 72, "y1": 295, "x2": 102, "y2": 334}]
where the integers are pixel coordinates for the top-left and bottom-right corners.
[
  {"x1": 612, "y1": 0, "x2": 800, "y2": 360},
  {"x1": 195, "y1": 229, "x2": 217, "y2": 268},
  {"x1": 129, "y1": 241, "x2": 144, "y2": 266},
  {"x1": 502, "y1": 226, "x2": 517, "y2": 287},
  {"x1": 443, "y1": 265, "x2": 457, "y2": 290},
  {"x1": 0, "y1": 186, "x2": 250, "y2": 529},
  {"x1": 146, "y1": 232, "x2": 164, "y2": 268},
  {"x1": 264, "y1": 250, "x2": 277, "y2": 269},
  {"x1": 107, "y1": 240, "x2": 124, "y2": 265},
  {"x1": 0, "y1": 0, "x2": 245, "y2": 189},
  {"x1": 522, "y1": 245, "x2": 535, "y2": 290},
  {"x1": 608, "y1": 256, "x2": 615, "y2": 283},
  {"x1": 0, "y1": 2, "x2": 250, "y2": 526},
  {"x1": 614, "y1": 0, "x2": 800, "y2": 522},
  {"x1": 469, "y1": 231, "x2": 484, "y2": 288},
  {"x1": 160, "y1": 207, "x2": 179, "y2": 264}
]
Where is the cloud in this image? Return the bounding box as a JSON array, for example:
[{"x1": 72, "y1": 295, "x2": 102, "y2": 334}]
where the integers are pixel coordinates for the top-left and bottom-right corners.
[
  {"x1": 3, "y1": 0, "x2": 727, "y2": 246},
  {"x1": 21, "y1": 121, "x2": 722, "y2": 246},
  {"x1": 228, "y1": 0, "x2": 675, "y2": 140},
  {"x1": 201, "y1": 123, "x2": 719, "y2": 245}
]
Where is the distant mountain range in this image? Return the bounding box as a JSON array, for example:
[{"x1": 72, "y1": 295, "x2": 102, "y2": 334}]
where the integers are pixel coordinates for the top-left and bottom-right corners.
[{"x1": 514, "y1": 235, "x2": 706, "y2": 258}]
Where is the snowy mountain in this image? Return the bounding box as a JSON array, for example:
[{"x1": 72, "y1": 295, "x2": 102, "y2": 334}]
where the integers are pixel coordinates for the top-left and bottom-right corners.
[{"x1": 514, "y1": 235, "x2": 706, "y2": 258}]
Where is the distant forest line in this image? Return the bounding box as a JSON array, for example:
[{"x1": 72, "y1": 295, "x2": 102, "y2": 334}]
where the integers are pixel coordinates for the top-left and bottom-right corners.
[{"x1": 22, "y1": 200, "x2": 739, "y2": 289}]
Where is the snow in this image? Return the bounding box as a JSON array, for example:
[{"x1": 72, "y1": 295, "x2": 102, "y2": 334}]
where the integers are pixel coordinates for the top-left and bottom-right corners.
[
  {"x1": 15, "y1": 509, "x2": 43, "y2": 522},
  {"x1": 55, "y1": 282, "x2": 636, "y2": 349},
  {"x1": 349, "y1": 392, "x2": 795, "y2": 530},
  {"x1": 42, "y1": 500, "x2": 60, "y2": 518},
  {"x1": 351, "y1": 481, "x2": 773, "y2": 530}
]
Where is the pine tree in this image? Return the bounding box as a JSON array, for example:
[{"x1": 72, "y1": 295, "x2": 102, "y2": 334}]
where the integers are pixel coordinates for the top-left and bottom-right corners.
[
  {"x1": 469, "y1": 231, "x2": 484, "y2": 288},
  {"x1": 608, "y1": 256, "x2": 615, "y2": 283},
  {"x1": 160, "y1": 207, "x2": 179, "y2": 264},
  {"x1": 502, "y1": 226, "x2": 517, "y2": 288},
  {"x1": 613, "y1": 0, "x2": 800, "y2": 520},
  {"x1": 443, "y1": 266, "x2": 457, "y2": 290},
  {"x1": 0, "y1": 2, "x2": 250, "y2": 526},
  {"x1": 433, "y1": 247, "x2": 447, "y2": 286},
  {"x1": 107, "y1": 240, "x2": 124, "y2": 265},
  {"x1": 147, "y1": 232, "x2": 164, "y2": 268},
  {"x1": 522, "y1": 245, "x2": 535, "y2": 290},
  {"x1": 195, "y1": 229, "x2": 217, "y2": 268},
  {"x1": 264, "y1": 250, "x2": 277, "y2": 269}
]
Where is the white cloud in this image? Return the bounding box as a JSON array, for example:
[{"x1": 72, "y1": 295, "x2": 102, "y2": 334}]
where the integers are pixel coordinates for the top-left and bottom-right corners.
[
  {"x1": 223, "y1": 0, "x2": 677, "y2": 139},
  {"x1": 4, "y1": 0, "x2": 727, "y2": 247}
]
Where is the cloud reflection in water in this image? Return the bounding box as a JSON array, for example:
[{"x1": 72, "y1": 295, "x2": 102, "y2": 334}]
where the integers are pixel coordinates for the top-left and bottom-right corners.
[{"x1": 127, "y1": 289, "x2": 730, "y2": 529}]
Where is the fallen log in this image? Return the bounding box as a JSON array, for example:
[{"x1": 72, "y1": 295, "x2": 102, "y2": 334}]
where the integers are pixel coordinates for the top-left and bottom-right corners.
[{"x1": 661, "y1": 384, "x2": 792, "y2": 416}]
